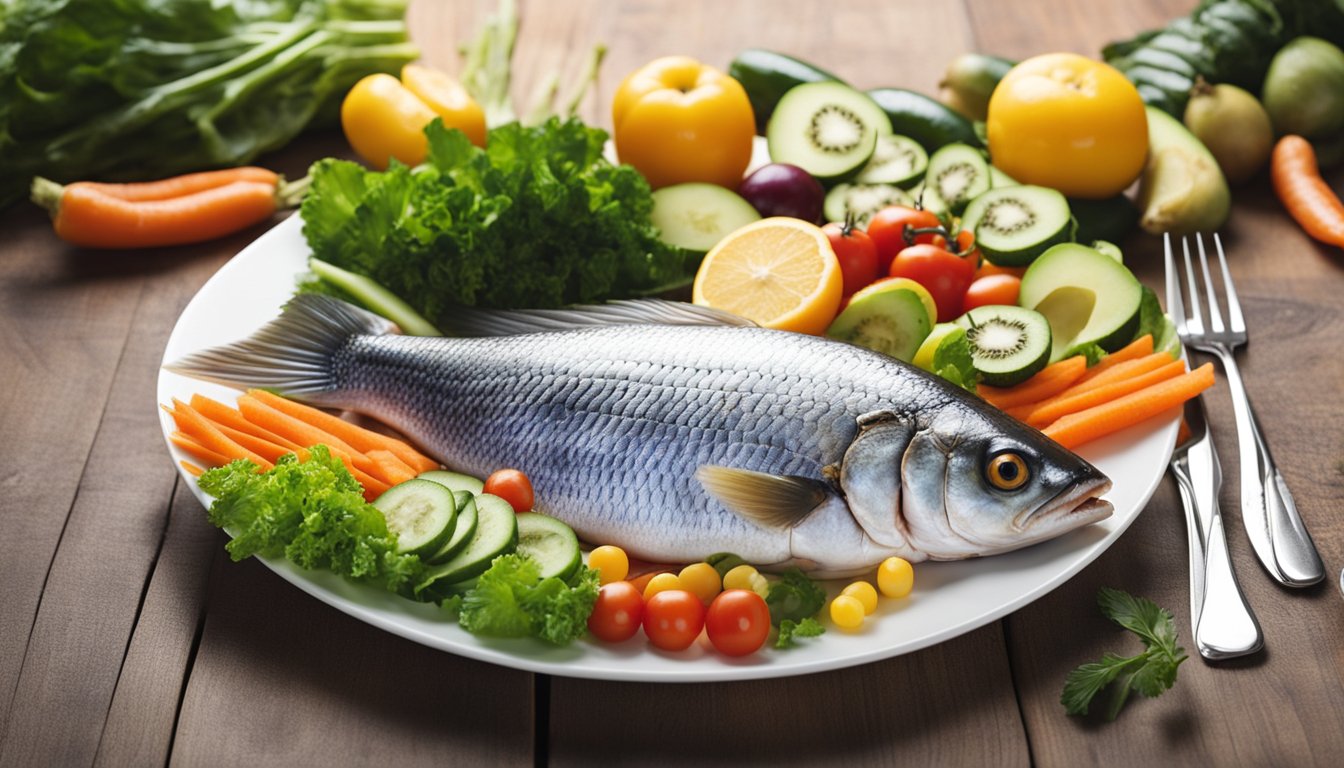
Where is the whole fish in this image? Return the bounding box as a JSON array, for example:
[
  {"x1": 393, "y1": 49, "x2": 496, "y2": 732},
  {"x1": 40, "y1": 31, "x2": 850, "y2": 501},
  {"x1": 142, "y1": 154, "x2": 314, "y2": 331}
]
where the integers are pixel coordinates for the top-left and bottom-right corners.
[{"x1": 168, "y1": 295, "x2": 1113, "y2": 577}]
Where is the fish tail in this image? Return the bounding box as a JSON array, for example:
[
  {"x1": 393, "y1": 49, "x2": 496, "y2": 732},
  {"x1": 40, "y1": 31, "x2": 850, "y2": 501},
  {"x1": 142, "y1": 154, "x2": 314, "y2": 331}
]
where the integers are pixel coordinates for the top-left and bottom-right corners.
[{"x1": 164, "y1": 295, "x2": 396, "y2": 400}]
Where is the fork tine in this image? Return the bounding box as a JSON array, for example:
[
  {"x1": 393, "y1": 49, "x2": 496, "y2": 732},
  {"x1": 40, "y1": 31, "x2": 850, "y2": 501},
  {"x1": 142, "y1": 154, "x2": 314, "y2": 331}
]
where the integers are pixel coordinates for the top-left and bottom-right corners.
[
  {"x1": 1164, "y1": 234, "x2": 1188, "y2": 335},
  {"x1": 1196, "y1": 233, "x2": 1225, "y2": 333},
  {"x1": 1181, "y1": 236, "x2": 1205, "y2": 335},
  {"x1": 1213, "y1": 233, "x2": 1246, "y2": 334}
]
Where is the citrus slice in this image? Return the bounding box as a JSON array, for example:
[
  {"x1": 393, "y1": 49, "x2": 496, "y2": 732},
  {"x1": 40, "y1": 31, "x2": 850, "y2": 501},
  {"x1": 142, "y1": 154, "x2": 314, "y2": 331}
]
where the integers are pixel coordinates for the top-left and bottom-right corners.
[{"x1": 691, "y1": 217, "x2": 843, "y2": 335}]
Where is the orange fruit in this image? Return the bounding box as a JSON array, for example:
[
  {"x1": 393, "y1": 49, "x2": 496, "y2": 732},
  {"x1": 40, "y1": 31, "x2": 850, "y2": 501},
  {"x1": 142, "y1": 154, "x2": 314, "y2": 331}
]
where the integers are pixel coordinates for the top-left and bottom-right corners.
[{"x1": 691, "y1": 217, "x2": 843, "y2": 335}]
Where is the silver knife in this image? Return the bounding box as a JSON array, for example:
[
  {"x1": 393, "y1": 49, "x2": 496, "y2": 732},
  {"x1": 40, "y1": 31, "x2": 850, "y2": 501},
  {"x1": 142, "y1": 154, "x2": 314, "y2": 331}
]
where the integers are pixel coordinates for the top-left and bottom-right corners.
[{"x1": 1169, "y1": 394, "x2": 1263, "y2": 660}]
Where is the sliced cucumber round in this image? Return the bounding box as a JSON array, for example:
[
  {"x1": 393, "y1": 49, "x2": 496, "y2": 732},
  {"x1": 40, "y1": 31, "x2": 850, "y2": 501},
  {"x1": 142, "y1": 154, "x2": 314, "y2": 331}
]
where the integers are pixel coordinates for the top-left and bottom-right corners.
[
  {"x1": 960, "y1": 185, "x2": 1073, "y2": 266},
  {"x1": 515, "y1": 512, "x2": 582, "y2": 582},
  {"x1": 823, "y1": 183, "x2": 912, "y2": 228},
  {"x1": 926, "y1": 143, "x2": 990, "y2": 214},
  {"x1": 855, "y1": 134, "x2": 928, "y2": 187},
  {"x1": 767, "y1": 82, "x2": 886, "y2": 183},
  {"x1": 826, "y1": 285, "x2": 932, "y2": 362},
  {"x1": 373, "y1": 479, "x2": 458, "y2": 558},
  {"x1": 413, "y1": 493, "x2": 518, "y2": 597},
  {"x1": 955, "y1": 305, "x2": 1052, "y2": 387},
  {"x1": 417, "y1": 469, "x2": 484, "y2": 495},
  {"x1": 426, "y1": 491, "x2": 479, "y2": 565},
  {"x1": 650, "y1": 183, "x2": 762, "y2": 254}
]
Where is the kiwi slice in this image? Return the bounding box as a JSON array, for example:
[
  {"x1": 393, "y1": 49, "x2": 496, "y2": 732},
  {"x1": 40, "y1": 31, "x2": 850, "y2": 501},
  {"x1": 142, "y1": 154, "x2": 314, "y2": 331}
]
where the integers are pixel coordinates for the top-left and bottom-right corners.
[
  {"x1": 954, "y1": 305, "x2": 1051, "y2": 387},
  {"x1": 823, "y1": 183, "x2": 913, "y2": 227},
  {"x1": 827, "y1": 287, "x2": 932, "y2": 362},
  {"x1": 959, "y1": 185, "x2": 1073, "y2": 267},
  {"x1": 767, "y1": 82, "x2": 889, "y2": 183},
  {"x1": 925, "y1": 143, "x2": 990, "y2": 214},
  {"x1": 855, "y1": 134, "x2": 928, "y2": 187}
]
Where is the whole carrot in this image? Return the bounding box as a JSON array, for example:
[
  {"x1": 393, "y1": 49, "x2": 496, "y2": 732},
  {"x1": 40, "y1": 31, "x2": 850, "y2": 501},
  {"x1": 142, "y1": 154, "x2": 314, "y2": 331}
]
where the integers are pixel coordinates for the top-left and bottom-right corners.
[
  {"x1": 1271, "y1": 135, "x2": 1344, "y2": 248},
  {"x1": 76, "y1": 167, "x2": 279, "y2": 201}
]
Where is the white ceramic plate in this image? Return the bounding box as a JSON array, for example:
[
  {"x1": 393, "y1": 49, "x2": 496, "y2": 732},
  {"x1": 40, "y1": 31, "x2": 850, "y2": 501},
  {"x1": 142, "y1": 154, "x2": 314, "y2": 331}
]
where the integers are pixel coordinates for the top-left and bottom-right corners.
[{"x1": 157, "y1": 214, "x2": 1178, "y2": 683}]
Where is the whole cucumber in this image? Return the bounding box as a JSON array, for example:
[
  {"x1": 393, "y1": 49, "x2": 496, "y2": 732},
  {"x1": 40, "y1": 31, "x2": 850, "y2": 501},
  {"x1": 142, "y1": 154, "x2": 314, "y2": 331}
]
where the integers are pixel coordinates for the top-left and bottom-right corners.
[
  {"x1": 866, "y1": 88, "x2": 981, "y2": 152},
  {"x1": 728, "y1": 49, "x2": 843, "y2": 133}
]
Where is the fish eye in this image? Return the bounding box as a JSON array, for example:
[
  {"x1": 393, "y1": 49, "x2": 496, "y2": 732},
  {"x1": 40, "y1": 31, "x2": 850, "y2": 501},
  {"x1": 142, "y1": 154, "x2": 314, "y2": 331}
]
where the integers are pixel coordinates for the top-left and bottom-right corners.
[{"x1": 986, "y1": 452, "x2": 1029, "y2": 491}]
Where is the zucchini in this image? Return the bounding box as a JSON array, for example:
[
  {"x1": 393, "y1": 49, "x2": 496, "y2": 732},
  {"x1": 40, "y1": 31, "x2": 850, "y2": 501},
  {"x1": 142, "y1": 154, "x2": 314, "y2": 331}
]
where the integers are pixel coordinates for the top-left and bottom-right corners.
[
  {"x1": 728, "y1": 49, "x2": 843, "y2": 133},
  {"x1": 865, "y1": 88, "x2": 981, "y2": 151}
]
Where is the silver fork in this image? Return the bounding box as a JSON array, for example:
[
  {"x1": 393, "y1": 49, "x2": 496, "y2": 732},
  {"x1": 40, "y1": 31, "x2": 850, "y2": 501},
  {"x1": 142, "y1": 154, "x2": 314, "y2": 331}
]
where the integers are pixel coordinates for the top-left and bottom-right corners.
[{"x1": 1164, "y1": 233, "x2": 1324, "y2": 587}]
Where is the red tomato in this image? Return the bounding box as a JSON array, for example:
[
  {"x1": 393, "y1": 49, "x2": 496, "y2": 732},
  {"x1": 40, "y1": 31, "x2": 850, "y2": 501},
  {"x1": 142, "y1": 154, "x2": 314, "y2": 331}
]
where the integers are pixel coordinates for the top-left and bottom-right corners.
[
  {"x1": 963, "y1": 274, "x2": 1022, "y2": 311},
  {"x1": 865, "y1": 206, "x2": 943, "y2": 273},
  {"x1": 642, "y1": 590, "x2": 706, "y2": 651},
  {"x1": 588, "y1": 581, "x2": 645, "y2": 643},
  {"x1": 888, "y1": 244, "x2": 977, "y2": 322},
  {"x1": 822, "y1": 221, "x2": 880, "y2": 295},
  {"x1": 974, "y1": 260, "x2": 1027, "y2": 280},
  {"x1": 704, "y1": 589, "x2": 771, "y2": 657},
  {"x1": 483, "y1": 468, "x2": 534, "y2": 512}
]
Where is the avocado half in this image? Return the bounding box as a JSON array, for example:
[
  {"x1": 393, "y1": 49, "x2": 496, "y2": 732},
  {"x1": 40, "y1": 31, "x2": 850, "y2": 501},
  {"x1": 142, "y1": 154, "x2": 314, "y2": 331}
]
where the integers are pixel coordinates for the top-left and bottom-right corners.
[{"x1": 1018, "y1": 243, "x2": 1142, "y2": 362}]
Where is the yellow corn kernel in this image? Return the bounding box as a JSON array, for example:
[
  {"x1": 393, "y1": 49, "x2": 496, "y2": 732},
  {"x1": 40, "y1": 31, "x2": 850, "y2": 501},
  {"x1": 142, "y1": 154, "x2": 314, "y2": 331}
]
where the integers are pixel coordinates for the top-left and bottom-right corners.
[
  {"x1": 642, "y1": 572, "x2": 682, "y2": 600},
  {"x1": 678, "y1": 562, "x2": 722, "y2": 604},
  {"x1": 877, "y1": 557, "x2": 914, "y2": 599},
  {"x1": 841, "y1": 581, "x2": 878, "y2": 615},
  {"x1": 830, "y1": 595, "x2": 865, "y2": 629},
  {"x1": 722, "y1": 564, "x2": 761, "y2": 591},
  {"x1": 588, "y1": 545, "x2": 629, "y2": 585}
]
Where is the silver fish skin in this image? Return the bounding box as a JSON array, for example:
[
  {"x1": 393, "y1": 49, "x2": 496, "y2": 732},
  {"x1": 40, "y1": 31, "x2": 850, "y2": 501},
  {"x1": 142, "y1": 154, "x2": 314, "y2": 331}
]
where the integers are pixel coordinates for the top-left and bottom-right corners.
[{"x1": 168, "y1": 296, "x2": 1113, "y2": 577}]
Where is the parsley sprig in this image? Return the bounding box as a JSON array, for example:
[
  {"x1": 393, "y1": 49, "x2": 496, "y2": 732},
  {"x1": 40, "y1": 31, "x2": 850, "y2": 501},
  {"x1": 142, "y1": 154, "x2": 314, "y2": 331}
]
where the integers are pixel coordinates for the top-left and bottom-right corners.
[{"x1": 1061, "y1": 588, "x2": 1188, "y2": 720}]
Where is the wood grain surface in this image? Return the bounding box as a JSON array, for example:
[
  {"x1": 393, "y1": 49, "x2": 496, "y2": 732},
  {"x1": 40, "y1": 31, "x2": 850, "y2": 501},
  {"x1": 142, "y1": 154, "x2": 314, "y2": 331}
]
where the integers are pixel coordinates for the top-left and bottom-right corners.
[{"x1": 1, "y1": 0, "x2": 1342, "y2": 766}]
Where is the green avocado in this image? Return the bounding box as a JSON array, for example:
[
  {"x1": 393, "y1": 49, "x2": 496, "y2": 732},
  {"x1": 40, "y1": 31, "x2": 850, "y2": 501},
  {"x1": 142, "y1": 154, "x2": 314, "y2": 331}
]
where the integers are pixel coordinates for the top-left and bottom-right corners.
[{"x1": 1018, "y1": 243, "x2": 1143, "y2": 363}]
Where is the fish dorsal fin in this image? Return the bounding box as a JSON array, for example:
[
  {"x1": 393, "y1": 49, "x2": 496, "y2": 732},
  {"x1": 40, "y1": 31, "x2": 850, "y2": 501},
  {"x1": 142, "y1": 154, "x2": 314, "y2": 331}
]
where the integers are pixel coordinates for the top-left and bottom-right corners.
[
  {"x1": 695, "y1": 466, "x2": 828, "y2": 529},
  {"x1": 443, "y1": 299, "x2": 756, "y2": 337}
]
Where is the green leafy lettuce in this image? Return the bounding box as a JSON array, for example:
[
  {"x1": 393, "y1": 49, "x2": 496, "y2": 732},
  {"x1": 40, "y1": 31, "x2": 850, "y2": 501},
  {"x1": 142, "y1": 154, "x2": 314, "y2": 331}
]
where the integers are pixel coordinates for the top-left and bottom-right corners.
[
  {"x1": 298, "y1": 117, "x2": 686, "y2": 319},
  {"x1": 775, "y1": 617, "x2": 825, "y2": 649},
  {"x1": 0, "y1": 0, "x2": 417, "y2": 207},
  {"x1": 930, "y1": 327, "x2": 977, "y2": 392},
  {"x1": 198, "y1": 446, "x2": 422, "y2": 591},
  {"x1": 454, "y1": 554, "x2": 600, "y2": 645}
]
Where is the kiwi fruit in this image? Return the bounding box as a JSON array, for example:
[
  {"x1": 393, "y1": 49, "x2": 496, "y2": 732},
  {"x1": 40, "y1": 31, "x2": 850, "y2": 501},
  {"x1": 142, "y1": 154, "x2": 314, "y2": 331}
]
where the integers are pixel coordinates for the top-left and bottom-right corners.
[
  {"x1": 855, "y1": 134, "x2": 928, "y2": 187},
  {"x1": 823, "y1": 183, "x2": 913, "y2": 227},
  {"x1": 959, "y1": 185, "x2": 1073, "y2": 266},
  {"x1": 925, "y1": 143, "x2": 990, "y2": 214},
  {"x1": 767, "y1": 82, "x2": 890, "y2": 183},
  {"x1": 954, "y1": 305, "x2": 1051, "y2": 387}
]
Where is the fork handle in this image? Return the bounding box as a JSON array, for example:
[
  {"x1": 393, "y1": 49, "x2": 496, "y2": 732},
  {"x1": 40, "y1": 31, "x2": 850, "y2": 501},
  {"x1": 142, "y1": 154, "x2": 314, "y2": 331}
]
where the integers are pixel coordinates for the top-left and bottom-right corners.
[{"x1": 1210, "y1": 346, "x2": 1325, "y2": 587}]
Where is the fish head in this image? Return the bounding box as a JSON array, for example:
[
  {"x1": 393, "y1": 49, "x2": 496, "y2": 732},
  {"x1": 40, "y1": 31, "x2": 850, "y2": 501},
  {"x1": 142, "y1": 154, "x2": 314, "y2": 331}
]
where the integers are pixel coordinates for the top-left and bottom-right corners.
[{"x1": 896, "y1": 404, "x2": 1113, "y2": 559}]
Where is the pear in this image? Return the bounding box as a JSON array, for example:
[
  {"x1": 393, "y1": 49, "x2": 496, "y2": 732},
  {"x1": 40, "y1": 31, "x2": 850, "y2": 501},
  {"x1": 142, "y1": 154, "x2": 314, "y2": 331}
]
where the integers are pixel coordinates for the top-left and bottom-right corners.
[
  {"x1": 1136, "y1": 106, "x2": 1230, "y2": 236},
  {"x1": 1183, "y1": 79, "x2": 1274, "y2": 185}
]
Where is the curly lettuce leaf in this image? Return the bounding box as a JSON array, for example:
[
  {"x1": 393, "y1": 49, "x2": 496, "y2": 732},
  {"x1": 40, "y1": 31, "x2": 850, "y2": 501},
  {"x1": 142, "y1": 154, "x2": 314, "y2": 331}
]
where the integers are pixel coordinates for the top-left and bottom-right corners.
[
  {"x1": 457, "y1": 554, "x2": 600, "y2": 645},
  {"x1": 765, "y1": 568, "x2": 827, "y2": 626}
]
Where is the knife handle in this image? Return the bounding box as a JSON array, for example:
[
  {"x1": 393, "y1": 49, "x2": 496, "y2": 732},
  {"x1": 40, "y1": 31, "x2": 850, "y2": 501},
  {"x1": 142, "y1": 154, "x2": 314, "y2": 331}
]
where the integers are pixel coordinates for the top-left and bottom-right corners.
[{"x1": 1195, "y1": 512, "x2": 1263, "y2": 660}]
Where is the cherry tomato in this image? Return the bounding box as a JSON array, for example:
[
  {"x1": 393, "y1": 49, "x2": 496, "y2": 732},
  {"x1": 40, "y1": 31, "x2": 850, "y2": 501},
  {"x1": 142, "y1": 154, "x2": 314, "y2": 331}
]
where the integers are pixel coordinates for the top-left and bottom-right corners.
[
  {"x1": 887, "y1": 244, "x2": 977, "y2": 322},
  {"x1": 963, "y1": 274, "x2": 1022, "y2": 311},
  {"x1": 483, "y1": 468, "x2": 534, "y2": 512},
  {"x1": 822, "y1": 221, "x2": 880, "y2": 295},
  {"x1": 588, "y1": 581, "x2": 645, "y2": 643},
  {"x1": 975, "y1": 261, "x2": 1027, "y2": 280},
  {"x1": 865, "y1": 206, "x2": 942, "y2": 273},
  {"x1": 642, "y1": 590, "x2": 706, "y2": 651},
  {"x1": 704, "y1": 589, "x2": 771, "y2": 657}
]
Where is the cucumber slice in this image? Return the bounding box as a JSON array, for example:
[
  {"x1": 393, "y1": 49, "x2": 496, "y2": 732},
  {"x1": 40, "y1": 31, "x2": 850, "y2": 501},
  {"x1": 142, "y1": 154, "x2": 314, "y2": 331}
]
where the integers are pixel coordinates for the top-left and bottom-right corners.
[
  {"x1": 955, "y1": 305, "x2": 1052, "y2": 387},
  {"x1": 373, "y1": 479, "x2": 457, "y2": 557},
  {"x1": 767, "y1": 82, "x2": 886, "y2": 183},
  {"x1": 413, "y1": 493, "x2": 518, "y2": 596},
  {"x1": 823, "y1": 183, "x2": 912, "y2": 228},
  {"x1": 426, "y1": 491, "x2": 479, "y2": 565},
  {"x1": 925, "y1": 143, "x2": 990, "y2": 215},
  {"x1": 418, "y1": 469, "x2": 484, "y2": 495},
  {"x1": 855, "y1": 134, "x2": 928, "y2": 187},
  {"x1": 650, "y1": 183, "x2": 761, "y2": 254},
  {"x1": 826, "y1": 284, "x2": 932, "y2": 362},
  {"x1": 515, "y1": 512, "x2": 582, "y2": 582},
  {"x1": 989, "y1": 165, "x2": 1019, "y2": 188},
  {"x1": 959, "y1": 185, "x2": 1073, "y2": 266}
]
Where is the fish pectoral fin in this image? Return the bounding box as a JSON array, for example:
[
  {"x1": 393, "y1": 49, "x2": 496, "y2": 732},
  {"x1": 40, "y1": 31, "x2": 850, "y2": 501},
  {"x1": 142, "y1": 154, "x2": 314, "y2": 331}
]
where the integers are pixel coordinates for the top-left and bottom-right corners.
[{"x1": 695, "y1": 466, "x2": 829, "y2": 529}]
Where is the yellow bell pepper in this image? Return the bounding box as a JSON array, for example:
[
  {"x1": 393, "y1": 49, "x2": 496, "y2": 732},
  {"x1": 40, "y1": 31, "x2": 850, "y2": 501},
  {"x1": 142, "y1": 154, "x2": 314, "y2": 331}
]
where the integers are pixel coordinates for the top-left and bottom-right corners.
[
  {"x1": 612, "y1": 56, "x2": 755, "y2": 189},
  {"x1": 341, "y1": 65, "x2": 486, "y2": 170}
]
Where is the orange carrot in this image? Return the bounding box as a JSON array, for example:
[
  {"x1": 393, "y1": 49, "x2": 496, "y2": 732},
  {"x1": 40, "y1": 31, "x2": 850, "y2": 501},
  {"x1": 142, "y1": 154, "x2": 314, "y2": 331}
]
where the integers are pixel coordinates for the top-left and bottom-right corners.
[
  {"x1": 1075, "y1": 335, "x2": 1156, "y2": 383},
  {"x1": 190, "y1": 394, "x2": 304, "y2": 451},
  {"x1": 166, "y1": 399, "x2": 273, "y2": 470},
  {"x1": 367, "y1": 449, "x2": 417, "y2": 486},
  {"x1": 181, "y1": 461, "x2": 205, "y2": 478},
  {"x1": 169, "y1": 431, "x2": 232, "y2": 469},
  {"x1": 1023, "y1": 359, "x2": 1187, "y2": 428},
  {"x1": 216, "y1": 423, "x2": 306, "y2": 464},
  {"x1": 246, "y1": 389, "x2": 438, "y2": 473},
  {"x1": 235, "y1": 394, "x2": 375, "y2": 474},
  {"x1": 978, "y1": 356, "x2": 1088, "y2": 409},
  {"x1": 349, "y1": 465, "x2": 391, "y2": 501},
  {"x1": 1271, "y1": 135, "x2": 1344, "y2": 247},
  {"x1": 1042, "y1": 363, "x2": 1215, "y2": 450},
  {"x1": 1059, "y1": 352, "x2": 1174, "y2": 398},
  {"x1": 33, "y1": 177, "x2": 278, "y2": 249},
  {"x1": 75, "y1": 167, "x2": 279, "y2": 201}
]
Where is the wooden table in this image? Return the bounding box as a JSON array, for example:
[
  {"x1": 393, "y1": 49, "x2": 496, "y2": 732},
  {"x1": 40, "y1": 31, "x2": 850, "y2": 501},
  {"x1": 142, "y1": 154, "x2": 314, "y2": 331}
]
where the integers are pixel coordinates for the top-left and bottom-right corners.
[{"x1": 3, "y1": 0, "x2": 1343, "y2": 765}]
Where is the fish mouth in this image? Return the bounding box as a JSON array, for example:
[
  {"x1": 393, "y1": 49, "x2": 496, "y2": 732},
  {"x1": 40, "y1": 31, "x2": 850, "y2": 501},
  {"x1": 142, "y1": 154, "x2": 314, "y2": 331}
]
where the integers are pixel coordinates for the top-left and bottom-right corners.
[{"x1": 1017, "y1": 476, "x2": 1114, "y2": 532}]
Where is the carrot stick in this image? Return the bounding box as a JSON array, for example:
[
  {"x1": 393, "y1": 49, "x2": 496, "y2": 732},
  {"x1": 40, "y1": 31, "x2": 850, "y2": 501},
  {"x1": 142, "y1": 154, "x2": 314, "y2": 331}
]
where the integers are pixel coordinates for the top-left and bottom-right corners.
[
  {"x1": 1075, "y1": 335, "x2": 1156, "y2": 383},
  {"x1": 181, "y1": 461, "x2": 205, "y2": 478},
  {"x1": 1023, "y1": 359, "x2": 1187, "y2": 428},
  {"x1": 166, "y1": 399, "x2": 272, "y2": 470},
  {"x1": 235, "y1": 394, "x2": 375, "y2": 474},
  {"x1": 978, "y1": 356, "x2": 1088, "y2": 409},
  {"x1": 367, "y1": 449, "x2": 417, "y2": 486},
  {"x1": 1271, "y1": 135, "x2": 1344, "y2": 247},
  {"x1": 169, "y1": 431, "x2": 232, "y2": 469},
  {"x1": 190, "y1": 394, "x2": 304, "y2": 451},
  {"x1": 32, "y1": 178, "x2": 278, "y2": 249},
  {"x1": 73, "y1": 167, "x2": 279, "y2": 201},
  {"x1": 1042, "y1": 363, "x2": 1215, "y2": 450},
  {"x1": 349, "y1": 465, "x2": 391, "y2": 502},
  {"x1": 1058, "y1": 352, "x2": 1174, "y2": 398},
  {"x1": 246, "y1": 389, "x2": 438, "y2": 472},
  {"x1": 216, "y1": 423, "x2": 306, "y2": 464}
]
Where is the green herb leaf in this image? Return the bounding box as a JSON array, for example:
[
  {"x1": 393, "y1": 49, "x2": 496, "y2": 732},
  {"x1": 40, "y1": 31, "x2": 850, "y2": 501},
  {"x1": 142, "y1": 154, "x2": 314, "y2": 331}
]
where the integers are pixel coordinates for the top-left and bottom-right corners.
[
  {"x1": 775, "y1": 617, "x2": 826, "y2": 649},
  {"x1": 457, "y1": 555, "x2": 600, "y2": 645},
  {"x1": 931, "y1": 327, "x2": 977, "y2": 392},
  {"x1": 765, "y1": 568, "x2": 827, "y2": 626}
]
